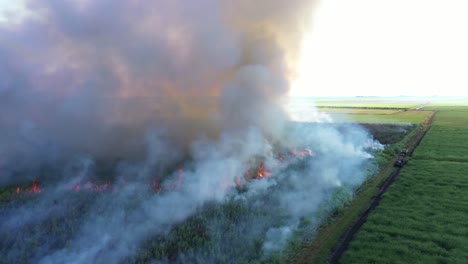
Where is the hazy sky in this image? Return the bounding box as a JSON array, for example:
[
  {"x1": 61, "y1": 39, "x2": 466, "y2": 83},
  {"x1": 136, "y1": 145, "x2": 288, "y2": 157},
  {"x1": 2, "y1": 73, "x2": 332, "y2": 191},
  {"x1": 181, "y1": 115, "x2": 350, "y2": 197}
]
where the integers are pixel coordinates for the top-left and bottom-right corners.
[
  {"x1": 291, "y1": 0, "x2": 468, "y2": 97},
  {"x1": 0, "y1": 0, "x2": 31, "y2": 23},
  {"x1": 1, "y1": 0, "x2": 467, "y2": 97}
]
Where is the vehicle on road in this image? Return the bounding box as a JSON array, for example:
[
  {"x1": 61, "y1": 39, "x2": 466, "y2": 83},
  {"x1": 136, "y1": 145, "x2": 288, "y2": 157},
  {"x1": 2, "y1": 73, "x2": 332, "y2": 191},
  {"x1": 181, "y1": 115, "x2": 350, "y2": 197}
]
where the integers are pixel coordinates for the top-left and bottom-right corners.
[
  {"x1": 400, "y1": 149, "x2": 408, "y2": 157},
  {"x1": 394, "y1": 157, "x2": 405, "y2": 167}
]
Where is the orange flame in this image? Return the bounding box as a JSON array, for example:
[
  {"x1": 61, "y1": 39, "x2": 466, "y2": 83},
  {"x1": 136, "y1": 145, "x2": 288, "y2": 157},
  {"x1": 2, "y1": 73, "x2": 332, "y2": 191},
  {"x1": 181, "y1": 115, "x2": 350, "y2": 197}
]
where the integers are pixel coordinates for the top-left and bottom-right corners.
[
  {"x1": 151, "y1": 179, "x2": 162, "y2": 194},
  {"x1": 11, "y1": 149, "x2": 316, "y2": 198},
  {"x1": 29, "y1": 182, "x2": 42, "y2": 193},
  {"x1": 256, "y1": 163, "x2": 271, "y2": 179},
  {"x1": 236, "y1": 177, "x2": 242, "y2": 187}
]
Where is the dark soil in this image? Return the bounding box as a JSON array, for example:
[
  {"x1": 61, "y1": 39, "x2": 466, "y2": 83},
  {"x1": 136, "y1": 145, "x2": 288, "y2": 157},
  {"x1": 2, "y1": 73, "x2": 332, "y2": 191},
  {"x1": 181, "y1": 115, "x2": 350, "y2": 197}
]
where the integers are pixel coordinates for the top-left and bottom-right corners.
[{"x1": 361, "y1": 124, "x2": 416, "y2": 145}]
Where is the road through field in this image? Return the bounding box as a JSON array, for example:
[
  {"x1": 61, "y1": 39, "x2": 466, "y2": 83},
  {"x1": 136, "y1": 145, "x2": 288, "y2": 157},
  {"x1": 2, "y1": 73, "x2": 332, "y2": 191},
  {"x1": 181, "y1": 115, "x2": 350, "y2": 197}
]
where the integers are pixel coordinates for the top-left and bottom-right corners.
[{"x1": 341, "y1": 106, "x2": 468, "y2": 263}]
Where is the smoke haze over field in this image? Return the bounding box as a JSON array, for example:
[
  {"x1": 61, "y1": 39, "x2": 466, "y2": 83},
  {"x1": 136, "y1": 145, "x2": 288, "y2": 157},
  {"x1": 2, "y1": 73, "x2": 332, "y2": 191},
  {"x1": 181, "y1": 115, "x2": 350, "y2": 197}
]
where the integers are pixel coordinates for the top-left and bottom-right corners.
[
  {"x1": 0, "y1": 0, "x2": 315, "y2": 169},
  {"x1": 0, "y1": 1, "x2": 383, "y2": 263}
]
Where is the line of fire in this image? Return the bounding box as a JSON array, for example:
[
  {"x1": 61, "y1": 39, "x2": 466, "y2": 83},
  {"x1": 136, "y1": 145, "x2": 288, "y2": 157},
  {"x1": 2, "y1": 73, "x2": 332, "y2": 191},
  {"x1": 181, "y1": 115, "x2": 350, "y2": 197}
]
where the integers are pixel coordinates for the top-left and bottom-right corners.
[{"x1": 10, "y1": 148, "x2": 315, "y2": 198}]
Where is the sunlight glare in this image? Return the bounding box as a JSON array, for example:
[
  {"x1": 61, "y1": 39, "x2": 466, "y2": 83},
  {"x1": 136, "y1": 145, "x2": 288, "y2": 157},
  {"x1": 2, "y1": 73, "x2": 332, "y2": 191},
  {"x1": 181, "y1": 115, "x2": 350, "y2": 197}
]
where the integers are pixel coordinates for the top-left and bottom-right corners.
[{"x1": 290, "y1": 0, "x2": 468, "y2": 97}]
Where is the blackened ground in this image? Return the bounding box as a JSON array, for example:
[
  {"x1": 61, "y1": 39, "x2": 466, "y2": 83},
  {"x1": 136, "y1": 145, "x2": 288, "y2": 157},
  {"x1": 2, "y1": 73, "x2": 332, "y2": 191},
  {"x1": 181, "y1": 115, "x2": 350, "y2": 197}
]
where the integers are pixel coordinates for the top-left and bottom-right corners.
[{"x1": 360, "y1": 124, "x2": 416, "y2": 145}]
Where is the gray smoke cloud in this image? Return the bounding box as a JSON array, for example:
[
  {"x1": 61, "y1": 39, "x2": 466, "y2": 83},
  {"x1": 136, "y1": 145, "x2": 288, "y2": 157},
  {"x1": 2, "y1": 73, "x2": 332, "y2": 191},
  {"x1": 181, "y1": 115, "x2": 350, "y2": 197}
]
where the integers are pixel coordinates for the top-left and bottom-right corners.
[
  {"x1": 0, "y1": 0, "x2": 316, "y2": 183},
  {"x1": 0, "y1": 1, "x2": 383, "y2": 263}
]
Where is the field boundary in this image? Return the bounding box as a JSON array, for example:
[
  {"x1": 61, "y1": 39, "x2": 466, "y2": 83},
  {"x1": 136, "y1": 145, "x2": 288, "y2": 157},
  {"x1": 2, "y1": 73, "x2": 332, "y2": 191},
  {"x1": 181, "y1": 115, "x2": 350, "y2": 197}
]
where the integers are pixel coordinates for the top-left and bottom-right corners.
[
  {"x1": 315, "y1": 106, "x2": 411, "y2": 110},
  {"x1": 329, "y1": 112, "x2": 435, "y2": 263},
  {"x1": 329, "y1": 168, "x2": 400, "y2": 263}
]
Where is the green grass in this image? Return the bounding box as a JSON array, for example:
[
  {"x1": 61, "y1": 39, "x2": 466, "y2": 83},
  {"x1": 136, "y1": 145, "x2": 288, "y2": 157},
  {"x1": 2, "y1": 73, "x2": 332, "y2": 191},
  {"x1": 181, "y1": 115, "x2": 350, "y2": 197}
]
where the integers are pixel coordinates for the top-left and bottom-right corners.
[
  {"x1": 413, "y1": 126, "x2": 468, "y2": 163},
  {"x1": 342, "y1": 160, "x2": 468, "y2": 264},
  {"x1": 424, "y1": 105, "x2": 468, "y2": 111},
  {"x1": 412, "y1": 106, "x2": 468, "y2": 162},
  {"x1": 431, "y1": 110, "x2": 468, "y2": 127},
  {"x1": 310, "y1": 97, "x2": 426, "y2": 109},
  {"x1": 424, "y1": 99, "x2": 468, "y2": 107},
  {"x1": 317, "y1": 108, "x2": 399, "y2": 114},
  {"x1": 342, "y1": 106, "x2": 468, "y2": 263},
  {"x1": 321, "y1": 110, "x2": 433, "y2": 124},
  {"x1": 314, "y1": 102, "x2": 420, "y2": 109}
]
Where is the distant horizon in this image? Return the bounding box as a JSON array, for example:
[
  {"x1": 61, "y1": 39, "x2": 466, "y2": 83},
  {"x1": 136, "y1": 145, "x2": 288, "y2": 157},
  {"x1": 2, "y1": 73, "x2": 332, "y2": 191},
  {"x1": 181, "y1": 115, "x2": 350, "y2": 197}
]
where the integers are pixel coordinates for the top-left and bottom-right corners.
[{"x1": 287, "y1": 95, "x2": 468, "y2": 99}]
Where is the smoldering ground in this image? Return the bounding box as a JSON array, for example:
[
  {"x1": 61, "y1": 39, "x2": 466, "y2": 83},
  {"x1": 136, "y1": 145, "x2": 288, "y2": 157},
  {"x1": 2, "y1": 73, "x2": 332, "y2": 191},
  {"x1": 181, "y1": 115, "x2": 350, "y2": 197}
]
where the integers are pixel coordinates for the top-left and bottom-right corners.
[{"x1": 1, "y1": 1, "x2": 382, "y2": 263}]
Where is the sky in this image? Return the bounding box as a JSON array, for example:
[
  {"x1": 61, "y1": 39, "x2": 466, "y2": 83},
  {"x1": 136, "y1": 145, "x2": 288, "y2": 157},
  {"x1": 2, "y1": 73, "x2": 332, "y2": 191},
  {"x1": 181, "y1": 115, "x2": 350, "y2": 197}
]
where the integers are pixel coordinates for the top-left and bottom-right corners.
[
  {"x1": 291, "y1": 0, "x2": 468, "y2": 97},
  {"x1": 0, "y1": 0, "x2": 31, "y2": 23},
  {"x1": 1, "y1": 0, "x2": 467, "y2": 97}
]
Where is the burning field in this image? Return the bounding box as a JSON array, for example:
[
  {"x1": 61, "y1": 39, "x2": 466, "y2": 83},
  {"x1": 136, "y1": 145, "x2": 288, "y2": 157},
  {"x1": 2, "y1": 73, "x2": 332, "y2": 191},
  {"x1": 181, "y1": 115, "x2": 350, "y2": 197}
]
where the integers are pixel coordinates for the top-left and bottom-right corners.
[{"x1": 1, "y1": 1, "x2": 383, "y2": 263}]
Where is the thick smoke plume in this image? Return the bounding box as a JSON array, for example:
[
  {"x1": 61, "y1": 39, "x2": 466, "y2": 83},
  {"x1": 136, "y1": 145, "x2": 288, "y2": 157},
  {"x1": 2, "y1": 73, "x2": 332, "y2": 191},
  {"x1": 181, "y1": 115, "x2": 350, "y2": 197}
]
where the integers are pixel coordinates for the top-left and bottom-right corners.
[
  {"x1": 1, "y1": 0, "x2": 314, "y2": 172},
  {"x1": 0, "y1": 1, "x2": 382, "y2": 263}
]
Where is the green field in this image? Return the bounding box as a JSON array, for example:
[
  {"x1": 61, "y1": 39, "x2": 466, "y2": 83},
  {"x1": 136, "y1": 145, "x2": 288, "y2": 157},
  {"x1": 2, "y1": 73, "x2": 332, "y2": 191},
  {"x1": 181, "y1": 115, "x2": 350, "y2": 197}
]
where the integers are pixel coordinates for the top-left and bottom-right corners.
[
  {"x1": 324, "y1": 110, "x2": 432, "y2": 124},
  {"x1": 342, "y1": 104, "x2": 468, "y2": 263},
  {"x1": 311, "y1": 97, "x2": 428, "y2": 109},
  {"x1": 342, "y1": 160, "x2": 468, "y2": 263},
  {"x1": 315, "y1": 103, "x2": 421, "y2": 109},
  {"x1": 317, "y1": 108, "x2": 400, "y2": 114},
  {"x1": 311, "y1": 98, "x2": 434, "y2": 124}
]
